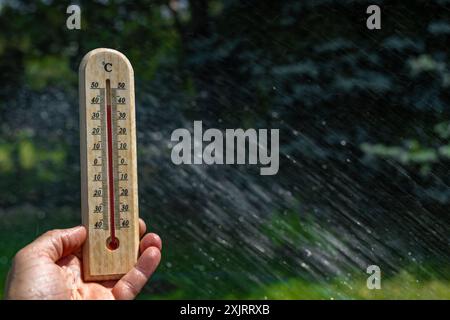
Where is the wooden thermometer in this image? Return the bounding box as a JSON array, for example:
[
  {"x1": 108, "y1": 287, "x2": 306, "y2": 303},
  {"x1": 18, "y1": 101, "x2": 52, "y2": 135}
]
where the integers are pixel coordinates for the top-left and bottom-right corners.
[{"x1": 79, "y1": 48, "x2": 139, "y2": 281}]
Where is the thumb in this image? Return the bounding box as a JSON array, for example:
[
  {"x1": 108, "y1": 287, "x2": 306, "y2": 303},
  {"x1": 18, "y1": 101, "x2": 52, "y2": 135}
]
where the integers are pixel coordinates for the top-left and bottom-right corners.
[{"x1": 25, "y1": 226, "x2": 87, "y2": 262}]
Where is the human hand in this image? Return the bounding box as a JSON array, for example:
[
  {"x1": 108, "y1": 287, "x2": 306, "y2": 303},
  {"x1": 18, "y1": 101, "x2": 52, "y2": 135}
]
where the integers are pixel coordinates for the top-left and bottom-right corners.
[{"x1": 4, "y1": 219, "x2": 161, "y2": 300}]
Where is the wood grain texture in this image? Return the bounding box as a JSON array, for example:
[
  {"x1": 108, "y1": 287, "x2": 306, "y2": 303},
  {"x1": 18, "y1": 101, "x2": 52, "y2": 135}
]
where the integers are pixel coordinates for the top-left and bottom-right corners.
[{"x1": 79, "y1": 48, "x2": 139, "y2": 281}]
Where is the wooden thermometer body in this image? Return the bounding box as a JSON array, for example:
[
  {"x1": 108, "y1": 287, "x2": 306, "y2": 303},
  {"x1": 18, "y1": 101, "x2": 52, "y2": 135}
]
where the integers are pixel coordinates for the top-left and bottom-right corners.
[{"x1": 79, "y1": 48, "x2": 139, "y2": 281}]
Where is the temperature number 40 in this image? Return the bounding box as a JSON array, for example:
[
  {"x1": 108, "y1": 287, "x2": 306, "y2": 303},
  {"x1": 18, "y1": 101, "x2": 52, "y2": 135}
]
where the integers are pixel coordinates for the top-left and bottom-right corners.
[
  {"x1": 91, "y1": 96, "x2": 100, "y2": 104},
  {"x1": 94, "y1": 220, "x2": 103, "y2": 229}
]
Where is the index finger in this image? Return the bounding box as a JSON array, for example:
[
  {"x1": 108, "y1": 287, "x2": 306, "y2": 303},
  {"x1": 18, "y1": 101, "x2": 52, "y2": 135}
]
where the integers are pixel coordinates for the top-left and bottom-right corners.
[
  {"x1": 139, "y1": 218, "x2": 146, "y2": 238},
  {"x1": 111, "y1": 246, "x2": 161, "y2": 300}
]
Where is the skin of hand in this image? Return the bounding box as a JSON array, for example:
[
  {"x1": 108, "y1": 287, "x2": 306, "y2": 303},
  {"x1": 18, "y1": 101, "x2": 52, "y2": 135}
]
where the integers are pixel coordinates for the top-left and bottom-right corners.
[{"x1": 4, "y1": 219, "x2": 161, "y2": 300}]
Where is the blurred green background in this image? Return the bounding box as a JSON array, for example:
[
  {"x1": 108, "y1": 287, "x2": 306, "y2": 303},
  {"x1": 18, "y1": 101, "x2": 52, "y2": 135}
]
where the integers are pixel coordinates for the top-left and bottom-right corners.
[{"x1": 0, "y1": 0, "x2": 449, "y2": 299}]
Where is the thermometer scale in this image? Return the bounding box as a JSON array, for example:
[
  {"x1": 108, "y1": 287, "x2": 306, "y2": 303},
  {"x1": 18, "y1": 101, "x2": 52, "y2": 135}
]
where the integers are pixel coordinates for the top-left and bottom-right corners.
[{"x1": 79, "y1": 48, "x2": 139, "y2": 281}]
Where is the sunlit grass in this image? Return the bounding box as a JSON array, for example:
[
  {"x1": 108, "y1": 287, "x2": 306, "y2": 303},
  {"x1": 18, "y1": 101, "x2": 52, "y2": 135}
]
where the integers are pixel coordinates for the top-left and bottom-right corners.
[
  {"x1": 237, "y1": 272, "x2": 450, "y2": 300},
  {"x1": 140, "y1": 271, "x2": 450, "y2": 300},
  {"x1": 0, "y1": 144, "x2": 13, "y2": 172}
]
